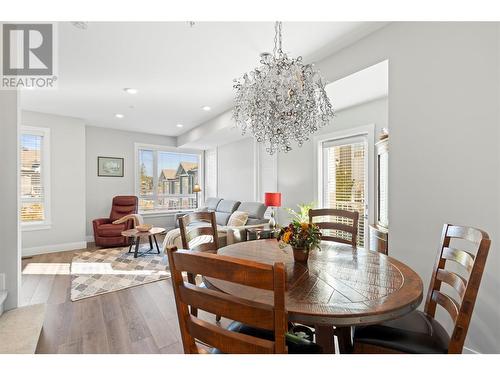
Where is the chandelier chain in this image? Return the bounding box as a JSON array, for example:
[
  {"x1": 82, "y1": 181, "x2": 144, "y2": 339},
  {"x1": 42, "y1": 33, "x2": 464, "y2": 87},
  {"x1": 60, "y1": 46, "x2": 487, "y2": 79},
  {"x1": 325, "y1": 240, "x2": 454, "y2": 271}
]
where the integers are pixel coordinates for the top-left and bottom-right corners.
[{"x1": 273, "y1": 21, "x2": 283, "y2": 56}]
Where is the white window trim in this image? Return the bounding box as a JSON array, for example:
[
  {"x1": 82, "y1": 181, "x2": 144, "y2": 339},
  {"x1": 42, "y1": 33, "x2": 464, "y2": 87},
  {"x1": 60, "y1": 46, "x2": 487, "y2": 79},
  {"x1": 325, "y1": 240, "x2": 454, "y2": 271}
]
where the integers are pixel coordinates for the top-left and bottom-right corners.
[
  {"x1": 313, "y1": 124, "x2": 375, "y2": 246},
  {"x1": 134, "y1": 143, "x2": 204, "y2": 215},
  {"x1": 21, "y1": 126, "x2": 51, "y2": 231}
]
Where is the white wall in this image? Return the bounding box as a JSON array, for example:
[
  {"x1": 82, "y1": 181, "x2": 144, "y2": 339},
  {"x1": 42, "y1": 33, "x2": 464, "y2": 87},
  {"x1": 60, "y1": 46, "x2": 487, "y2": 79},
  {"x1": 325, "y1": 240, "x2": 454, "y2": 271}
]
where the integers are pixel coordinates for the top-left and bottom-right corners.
[
  {"x1": 85, "y1": 126, "x2": 177, "y2": 237},
  {"x1": 21, "y1": 111, "x2": 87, "y2": 255},
  {"x1": 277, "y1": 97, "x2": 387, "y2": 223},
  {"x1": 280, "y1": 22, "x2": 500, "y2": 353},
  {"x1": 217, "y1": 137, "x2": 256, "y2": 202},
  {"x1": 0, "y1": 90, "x2": 21, "y2": 309}
]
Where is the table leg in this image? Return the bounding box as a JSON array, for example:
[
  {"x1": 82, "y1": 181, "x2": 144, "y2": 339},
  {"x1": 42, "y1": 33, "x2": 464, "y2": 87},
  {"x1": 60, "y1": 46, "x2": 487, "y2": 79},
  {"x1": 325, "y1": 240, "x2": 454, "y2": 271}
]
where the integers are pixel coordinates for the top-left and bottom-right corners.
[
  {"x1": 134, "y1": 237, "x2": 140, "y2": 258},
  {"x1": 315, "y1": 325, "x2": 335, "y2": 354},
  {"x1": 153, "y1": 235, "x2": 160, "y2": 254},
  {"x1": 149, "y1": 235, "x2": 153, "y2": 250},
  {"x1": 128, "y1": 241, "x2": 133, "y2": 253},
  {"x1": 336, "y1": 326, "x2": 353, "y2": 354}
]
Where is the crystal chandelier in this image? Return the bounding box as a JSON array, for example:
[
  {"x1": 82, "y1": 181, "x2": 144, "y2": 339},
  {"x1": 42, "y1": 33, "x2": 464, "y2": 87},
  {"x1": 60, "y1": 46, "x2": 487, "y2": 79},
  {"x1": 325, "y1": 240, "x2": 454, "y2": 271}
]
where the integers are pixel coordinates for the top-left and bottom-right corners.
[{"x1": 233, "y1": 22, "x2": 335, "y2": 155}]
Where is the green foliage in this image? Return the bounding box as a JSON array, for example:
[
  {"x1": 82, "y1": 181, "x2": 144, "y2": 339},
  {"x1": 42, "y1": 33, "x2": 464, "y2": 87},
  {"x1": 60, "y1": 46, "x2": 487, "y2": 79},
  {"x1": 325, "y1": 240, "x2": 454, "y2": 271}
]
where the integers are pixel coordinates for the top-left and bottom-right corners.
[{"x1": 285, "y1": 202, "x2": 316, "y2": 223}]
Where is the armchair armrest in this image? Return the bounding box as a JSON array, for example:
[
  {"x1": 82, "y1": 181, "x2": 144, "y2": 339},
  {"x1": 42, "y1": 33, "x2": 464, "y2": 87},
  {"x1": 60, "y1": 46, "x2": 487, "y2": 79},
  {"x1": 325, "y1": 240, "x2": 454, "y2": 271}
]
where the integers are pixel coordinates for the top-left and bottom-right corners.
[{"x1": 93, "y1": 218, "x2": 111, "y2": 227}]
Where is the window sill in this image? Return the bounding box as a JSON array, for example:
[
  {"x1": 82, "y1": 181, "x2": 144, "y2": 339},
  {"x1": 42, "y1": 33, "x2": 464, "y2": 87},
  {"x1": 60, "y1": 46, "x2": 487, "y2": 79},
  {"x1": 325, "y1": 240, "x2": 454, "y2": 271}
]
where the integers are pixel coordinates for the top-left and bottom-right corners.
[
  {"x1": 139, "y1": 209, "x2": 195, "y2": 218},
  {"x1": 21, "y1": 222, "x2": 51, "y2": 232}
]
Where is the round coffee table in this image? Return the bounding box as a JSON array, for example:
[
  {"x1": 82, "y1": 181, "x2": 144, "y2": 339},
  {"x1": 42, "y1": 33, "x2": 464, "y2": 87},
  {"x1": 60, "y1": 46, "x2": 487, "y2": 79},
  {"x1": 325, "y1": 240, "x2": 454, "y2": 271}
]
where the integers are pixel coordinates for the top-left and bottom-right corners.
[{"x1": 121, "y1": 227, "x2": 165, "y2": 258}]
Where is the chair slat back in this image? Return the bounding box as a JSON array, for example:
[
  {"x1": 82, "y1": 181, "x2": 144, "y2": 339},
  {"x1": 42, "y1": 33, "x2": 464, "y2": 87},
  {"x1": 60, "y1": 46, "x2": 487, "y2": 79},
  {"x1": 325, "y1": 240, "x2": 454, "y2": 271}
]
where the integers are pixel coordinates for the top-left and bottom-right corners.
[
  {"x1": 166, "y1": 246, "x2": 287, "y2": 354},
  {"x1": 424, "y1": 224, "x2": 491, "y2": 353},
  {"x1": 179, "y1": 211, "x2": 219, "y2": 253},
  {"x1": 309, "y1": 208, "x2": 359, "y2": 248}
]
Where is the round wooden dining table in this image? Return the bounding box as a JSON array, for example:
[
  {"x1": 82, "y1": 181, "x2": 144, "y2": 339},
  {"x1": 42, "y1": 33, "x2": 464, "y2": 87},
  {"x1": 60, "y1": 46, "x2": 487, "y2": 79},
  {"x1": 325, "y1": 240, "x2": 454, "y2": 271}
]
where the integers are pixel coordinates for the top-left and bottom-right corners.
[{"x1": 206, "y1": 239, "x2": 423, "y2": 354}]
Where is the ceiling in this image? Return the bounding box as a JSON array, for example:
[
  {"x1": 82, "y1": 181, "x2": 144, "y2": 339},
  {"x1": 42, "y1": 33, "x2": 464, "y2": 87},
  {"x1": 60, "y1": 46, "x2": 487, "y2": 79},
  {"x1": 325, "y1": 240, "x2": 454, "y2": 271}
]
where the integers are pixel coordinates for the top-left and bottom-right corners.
[
  {"x1": 20, "y1": 22, "x2": 387, "y2": 137},
  {"x1": 182, "y1": 60, "x2": 389, "y2": 149}
]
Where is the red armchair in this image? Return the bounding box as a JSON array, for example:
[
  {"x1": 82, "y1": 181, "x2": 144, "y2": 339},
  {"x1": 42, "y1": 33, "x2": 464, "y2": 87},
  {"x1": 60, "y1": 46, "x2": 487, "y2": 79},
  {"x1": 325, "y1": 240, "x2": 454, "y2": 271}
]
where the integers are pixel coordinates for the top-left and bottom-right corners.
[{"x1": 92, "y1": 196, "x2": 138, "y2": 247}]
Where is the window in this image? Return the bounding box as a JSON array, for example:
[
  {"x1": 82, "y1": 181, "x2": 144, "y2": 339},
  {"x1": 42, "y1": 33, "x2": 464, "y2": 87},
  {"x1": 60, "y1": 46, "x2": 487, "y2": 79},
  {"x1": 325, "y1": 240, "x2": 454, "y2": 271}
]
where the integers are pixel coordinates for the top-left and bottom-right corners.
[
  {"x1": 205, "y1": 148, "x2": 217, "y2": 198},
  {"x1": 20, "y1": 126, "x2": 51, "y2": 229},
  {"x1": 321, "y1": 135, "x2": 367, "y2": 247},
  {"x1": 136, "y1": 144, "x2": 202, "y2": 212}
]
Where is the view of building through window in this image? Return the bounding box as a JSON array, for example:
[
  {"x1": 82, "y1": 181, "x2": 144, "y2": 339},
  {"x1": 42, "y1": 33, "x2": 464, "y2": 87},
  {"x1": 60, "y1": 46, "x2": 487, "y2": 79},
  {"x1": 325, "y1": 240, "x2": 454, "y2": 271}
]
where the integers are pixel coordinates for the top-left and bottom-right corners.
[
  {"x1": 324, "y1": 140, "x2": 366, "y2": 247},
  {"x1": 138, "y1": 148, "x2": 200, "y2": 211},
  {"x1": 20, "y1": 133, "x2": 45, "y2": 222}
]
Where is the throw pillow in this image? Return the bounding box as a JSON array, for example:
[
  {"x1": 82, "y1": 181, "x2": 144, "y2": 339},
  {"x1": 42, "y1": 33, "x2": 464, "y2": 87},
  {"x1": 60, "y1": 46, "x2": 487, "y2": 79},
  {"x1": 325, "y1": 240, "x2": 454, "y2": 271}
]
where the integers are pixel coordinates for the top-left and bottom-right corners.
[{"x1": 227, "y1": 211, "x2": 249, "y2": 227}]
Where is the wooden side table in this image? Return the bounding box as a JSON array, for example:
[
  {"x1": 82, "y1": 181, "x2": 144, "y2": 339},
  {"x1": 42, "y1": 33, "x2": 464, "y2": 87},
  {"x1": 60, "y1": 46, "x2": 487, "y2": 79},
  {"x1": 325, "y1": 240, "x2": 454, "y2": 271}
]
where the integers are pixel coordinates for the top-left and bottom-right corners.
[
  {"x1": 121, "y1": 227, "x2": 165, "y2": 258},
  {"x1": 246, "y1": 227, "x2": 275, "y2": 241}
]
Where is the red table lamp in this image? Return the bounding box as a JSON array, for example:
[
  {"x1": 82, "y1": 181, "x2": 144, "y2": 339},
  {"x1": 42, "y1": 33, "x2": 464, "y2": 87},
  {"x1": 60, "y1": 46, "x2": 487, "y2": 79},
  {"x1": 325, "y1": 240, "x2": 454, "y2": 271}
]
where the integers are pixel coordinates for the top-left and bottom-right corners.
[{"x1": 264, "y1": 192, "x2": 281, "y2": 230}]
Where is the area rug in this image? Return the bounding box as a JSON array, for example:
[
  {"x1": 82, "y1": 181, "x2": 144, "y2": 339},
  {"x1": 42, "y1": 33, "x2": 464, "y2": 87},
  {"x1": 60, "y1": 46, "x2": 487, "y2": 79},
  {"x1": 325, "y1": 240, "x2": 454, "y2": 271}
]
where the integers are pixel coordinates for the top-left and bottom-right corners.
[{"x1": 71, "y1": 247, "x2": 170, "y2": 301}]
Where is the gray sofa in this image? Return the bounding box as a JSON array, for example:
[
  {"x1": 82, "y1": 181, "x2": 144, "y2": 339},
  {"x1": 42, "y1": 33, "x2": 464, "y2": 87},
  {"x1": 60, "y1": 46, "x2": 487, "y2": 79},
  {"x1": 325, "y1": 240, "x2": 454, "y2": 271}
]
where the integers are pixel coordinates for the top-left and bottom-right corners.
[
  {"x1": 175, "y1": 198, "x2": 268, "y2": 226},
  {"x1": 173, "y1": 197, "x2": 269, "y2": 245}
]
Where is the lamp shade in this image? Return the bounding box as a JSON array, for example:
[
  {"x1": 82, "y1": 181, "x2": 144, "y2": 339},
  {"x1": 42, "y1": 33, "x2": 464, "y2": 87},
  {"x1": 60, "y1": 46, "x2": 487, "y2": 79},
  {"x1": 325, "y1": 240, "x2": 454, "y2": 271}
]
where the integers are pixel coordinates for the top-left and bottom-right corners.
[
  {"x1": 264, "y1": 192, "x2": 281, "y2": 207},
  {"x1": 193, "y1": 184, "x2": 201, "y2": 193}
]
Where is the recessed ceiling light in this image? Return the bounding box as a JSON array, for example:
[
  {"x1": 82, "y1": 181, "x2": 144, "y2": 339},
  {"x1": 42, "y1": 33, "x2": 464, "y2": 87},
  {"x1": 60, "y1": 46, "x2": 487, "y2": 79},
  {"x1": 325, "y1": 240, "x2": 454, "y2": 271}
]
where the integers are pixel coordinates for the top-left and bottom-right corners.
[
  {"x1": 124, "y1": 88, "x2": 138, "y2": 95},
  {"x1": 202, "y1": 106, "x2": 211, "y2": 111},
  {"x1": 176, "y1": 124, "x2": 184, "y2": 128},
  {"x1": 115, "y1": 113, "x2": 124, "y2": 119}
]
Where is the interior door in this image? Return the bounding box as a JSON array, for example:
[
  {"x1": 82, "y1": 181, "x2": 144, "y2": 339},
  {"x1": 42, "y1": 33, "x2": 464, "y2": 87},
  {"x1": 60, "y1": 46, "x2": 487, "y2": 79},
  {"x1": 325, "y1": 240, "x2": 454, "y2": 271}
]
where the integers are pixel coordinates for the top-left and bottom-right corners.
[{"x1": 322, "y1": 135, "x2": 368, "y2": 247}]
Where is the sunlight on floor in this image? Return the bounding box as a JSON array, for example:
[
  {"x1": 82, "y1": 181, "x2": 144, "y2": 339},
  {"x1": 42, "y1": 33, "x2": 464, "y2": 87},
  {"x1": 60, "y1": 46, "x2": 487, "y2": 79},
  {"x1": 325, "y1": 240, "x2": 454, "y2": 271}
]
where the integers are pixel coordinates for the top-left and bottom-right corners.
[
  {"x1": 22, "y1": 262, "x2": 169, "y2": 276},
  {"x1": 22, "y1": 263, "x2": 71, "y2": 275},
  {"x1": 71, "y1": 262, "x2": 170, "y2": 276}
]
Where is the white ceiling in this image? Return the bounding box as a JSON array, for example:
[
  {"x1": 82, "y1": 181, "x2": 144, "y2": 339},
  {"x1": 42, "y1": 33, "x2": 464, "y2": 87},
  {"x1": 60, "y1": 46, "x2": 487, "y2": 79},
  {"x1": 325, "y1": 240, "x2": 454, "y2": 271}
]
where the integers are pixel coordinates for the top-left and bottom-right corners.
[
  {"x1": 182, "y1": 60, "x2": 389, "y2": 149},
  {"x1": 20, "y1": 22, "x2": 387, "y2": 137}
]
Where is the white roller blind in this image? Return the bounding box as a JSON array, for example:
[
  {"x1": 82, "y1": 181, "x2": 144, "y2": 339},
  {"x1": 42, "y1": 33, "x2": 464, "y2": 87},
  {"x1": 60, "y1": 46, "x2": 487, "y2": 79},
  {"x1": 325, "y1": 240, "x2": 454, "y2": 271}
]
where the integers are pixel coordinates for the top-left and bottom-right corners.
[
  {"x1": 20, "y1": 129, "x2": 49, "y2": 224},
  {"x1": 323, "y1": 137, "x2": 366, "y2": 247}
]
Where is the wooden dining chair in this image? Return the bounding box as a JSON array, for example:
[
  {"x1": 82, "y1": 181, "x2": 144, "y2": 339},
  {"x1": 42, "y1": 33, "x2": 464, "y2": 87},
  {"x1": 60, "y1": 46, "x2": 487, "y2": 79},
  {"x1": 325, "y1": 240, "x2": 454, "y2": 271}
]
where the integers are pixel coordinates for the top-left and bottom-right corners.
[
  {"x1": 309, "y1": 208, "x2": 359, "y2": 248},
  {"x1": 179, "y1": 211, "x2": 220, "y2": 254},
  {"x1": 179, "y1": 211, "x2": 222, "y2": 321},
  {"x1": 166, "y1": 245, "x2": 288, "y2": 354},
  {"x1": 353, "y1": 224, "x2": 491, "y2": 354}
]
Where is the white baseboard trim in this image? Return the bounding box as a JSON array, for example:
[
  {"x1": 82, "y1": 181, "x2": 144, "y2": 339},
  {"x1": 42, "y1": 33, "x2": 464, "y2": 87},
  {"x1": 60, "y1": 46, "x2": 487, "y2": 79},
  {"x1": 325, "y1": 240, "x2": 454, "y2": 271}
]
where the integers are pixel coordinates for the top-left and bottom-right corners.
[
  {"x1": 463, "y1": 346, "x2": 480, "y2": 354},
  {"x1": 22, "y1": 241, "x2": 88, "y2": 257}
]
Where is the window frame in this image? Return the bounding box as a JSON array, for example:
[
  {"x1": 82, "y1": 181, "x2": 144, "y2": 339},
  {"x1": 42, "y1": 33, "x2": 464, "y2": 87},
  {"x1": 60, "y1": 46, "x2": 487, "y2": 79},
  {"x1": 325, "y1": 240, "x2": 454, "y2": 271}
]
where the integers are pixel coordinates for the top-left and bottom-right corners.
[
  {"x1": 134, "y1": 143, "x2": 204, "y2": 215},
  {"x1": 20, "y1": 126, "x2": 51, "y2": 231},
  {"x1": 313, "y1": 124, "x2": 375, "y2": 248}
]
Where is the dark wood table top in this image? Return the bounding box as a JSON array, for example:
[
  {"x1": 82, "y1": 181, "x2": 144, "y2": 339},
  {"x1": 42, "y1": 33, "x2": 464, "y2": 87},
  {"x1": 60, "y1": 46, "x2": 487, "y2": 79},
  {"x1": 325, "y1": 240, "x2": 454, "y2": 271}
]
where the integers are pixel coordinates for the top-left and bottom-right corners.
[{"x1": 207, "y1": 239, "x2": 423, "y2": 326}]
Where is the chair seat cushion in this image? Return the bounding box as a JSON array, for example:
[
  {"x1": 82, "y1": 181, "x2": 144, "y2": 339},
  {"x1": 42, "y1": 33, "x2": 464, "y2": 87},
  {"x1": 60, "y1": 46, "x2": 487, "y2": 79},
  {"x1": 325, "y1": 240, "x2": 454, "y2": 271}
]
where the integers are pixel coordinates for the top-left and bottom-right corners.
[
  {"x1": 353, "y1": 310, "x2": 450, "y2": 354},
  {"x1": 211, "y1": 321, "x2": 322, "y2": 354},
  {"x1": 96, "y1": 223, "x2": 127, "y2": 237}
]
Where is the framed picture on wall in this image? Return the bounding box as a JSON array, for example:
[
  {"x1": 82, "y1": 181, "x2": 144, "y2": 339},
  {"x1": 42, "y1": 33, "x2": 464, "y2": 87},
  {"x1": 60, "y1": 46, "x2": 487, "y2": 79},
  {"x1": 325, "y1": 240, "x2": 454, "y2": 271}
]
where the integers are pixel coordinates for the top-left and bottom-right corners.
[{"x1": 98, "y1": 156, "x2": 124, "y2": 177}]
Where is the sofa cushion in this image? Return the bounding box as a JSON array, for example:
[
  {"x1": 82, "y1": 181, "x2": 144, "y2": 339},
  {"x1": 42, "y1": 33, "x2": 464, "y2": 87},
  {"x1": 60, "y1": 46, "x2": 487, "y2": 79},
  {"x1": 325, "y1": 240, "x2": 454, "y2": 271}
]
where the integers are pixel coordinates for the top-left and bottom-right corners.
[
  {"x1": 216, "y1": 199, "x2": 241, "y2": 213},
  {"x1": 205, "y1": 197, "x2": 222, "y2": 211},
  {"x1": 215, "y1": 212, "x2": 232, "y2": 226},
  {"x1": 237, "y1": 202, "x2": 267, "y2": 219},
  {"x1": 227, "y1": 211, "x2": 249, "y2": 227},
  {"x1": 97, "y1": 223, "x2": 127, "y2": 237}
]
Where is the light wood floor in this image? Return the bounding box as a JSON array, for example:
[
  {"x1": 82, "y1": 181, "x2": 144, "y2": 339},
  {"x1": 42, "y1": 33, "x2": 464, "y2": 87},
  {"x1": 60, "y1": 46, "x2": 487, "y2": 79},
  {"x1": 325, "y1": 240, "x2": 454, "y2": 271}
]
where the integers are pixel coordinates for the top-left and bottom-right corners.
[{"x1": 21, "y1": 242, "x2": 227, "y2": 354}]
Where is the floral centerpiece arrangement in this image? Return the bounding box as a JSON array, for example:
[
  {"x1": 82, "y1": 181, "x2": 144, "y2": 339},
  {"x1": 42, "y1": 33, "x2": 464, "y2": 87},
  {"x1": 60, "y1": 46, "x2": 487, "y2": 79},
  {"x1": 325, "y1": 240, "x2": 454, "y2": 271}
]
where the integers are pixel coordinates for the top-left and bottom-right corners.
[{"x1": 276, "y1": 203, "x2": 322, "y2": 263}]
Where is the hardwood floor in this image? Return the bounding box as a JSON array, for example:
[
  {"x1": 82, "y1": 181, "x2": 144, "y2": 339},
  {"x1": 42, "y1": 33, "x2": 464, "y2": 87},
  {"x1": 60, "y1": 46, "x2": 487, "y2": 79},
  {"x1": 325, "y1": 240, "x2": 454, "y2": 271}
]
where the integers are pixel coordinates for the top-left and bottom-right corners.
[{"x1": 21, "y1": 242, "x2": 228, "y2": 354}]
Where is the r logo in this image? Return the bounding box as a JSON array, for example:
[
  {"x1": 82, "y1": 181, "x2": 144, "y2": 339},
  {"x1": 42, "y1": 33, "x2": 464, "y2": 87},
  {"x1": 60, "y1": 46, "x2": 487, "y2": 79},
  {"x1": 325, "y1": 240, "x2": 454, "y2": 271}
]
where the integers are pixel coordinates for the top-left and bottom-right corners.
[{"x1": 2, "y1": 24, "x2": 53, "y2": 76}]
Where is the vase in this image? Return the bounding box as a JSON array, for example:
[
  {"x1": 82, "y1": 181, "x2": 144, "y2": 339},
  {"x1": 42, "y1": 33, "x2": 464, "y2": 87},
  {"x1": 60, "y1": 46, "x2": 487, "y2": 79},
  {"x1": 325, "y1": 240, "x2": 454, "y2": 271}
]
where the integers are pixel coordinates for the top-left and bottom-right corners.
[{"x1": 292, "y1": 246, "x2": 309, "y2": 263}]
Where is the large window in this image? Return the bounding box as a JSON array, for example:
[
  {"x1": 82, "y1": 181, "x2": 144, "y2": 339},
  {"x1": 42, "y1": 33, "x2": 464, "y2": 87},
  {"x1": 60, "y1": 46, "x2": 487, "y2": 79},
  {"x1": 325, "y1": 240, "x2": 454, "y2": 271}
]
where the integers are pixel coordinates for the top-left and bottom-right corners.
[
  {"x1": 321, "y1": 135, "x2": 367, "y2": 247},
  {"x1": 20, "y1": 126, "x2": 51, "y2": 229},
  {"x1": 136, "y1": 144, "x2": 202, "y2": 212}
]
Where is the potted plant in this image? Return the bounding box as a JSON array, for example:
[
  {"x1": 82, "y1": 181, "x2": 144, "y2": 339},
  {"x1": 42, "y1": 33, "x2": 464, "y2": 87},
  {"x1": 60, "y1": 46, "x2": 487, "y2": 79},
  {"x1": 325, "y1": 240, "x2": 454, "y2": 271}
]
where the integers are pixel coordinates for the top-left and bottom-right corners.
[{"x1": 276, "y1": 203, "x2": 322, "y2": 263}]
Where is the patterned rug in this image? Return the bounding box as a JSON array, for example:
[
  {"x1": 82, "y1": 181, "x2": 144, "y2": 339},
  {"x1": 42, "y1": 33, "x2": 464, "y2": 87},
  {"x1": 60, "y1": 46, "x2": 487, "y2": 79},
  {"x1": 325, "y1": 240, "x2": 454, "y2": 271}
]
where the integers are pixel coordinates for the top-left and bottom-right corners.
[{"x1": 71, "y1": 247, "x2": 170, "y2": 301}]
